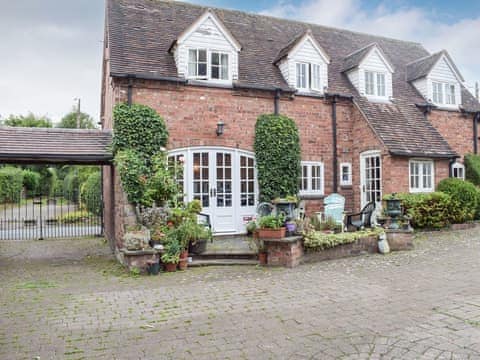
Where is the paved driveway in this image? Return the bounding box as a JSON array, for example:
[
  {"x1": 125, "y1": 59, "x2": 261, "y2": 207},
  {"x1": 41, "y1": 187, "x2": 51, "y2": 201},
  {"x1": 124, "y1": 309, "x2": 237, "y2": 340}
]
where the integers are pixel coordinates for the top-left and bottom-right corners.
[{"x1": 1, "y1": 228, "x2": 480, "y2": 359}]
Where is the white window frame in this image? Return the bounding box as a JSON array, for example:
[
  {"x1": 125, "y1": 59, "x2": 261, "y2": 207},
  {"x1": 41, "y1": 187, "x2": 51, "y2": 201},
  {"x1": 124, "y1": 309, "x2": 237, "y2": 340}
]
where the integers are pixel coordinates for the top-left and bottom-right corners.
[
  {"x1": 364, "y1": 70, "x2": 387, "y2": 98},
  {"x1": 409, "y1": 159, "x2": 434, "y2": 193},
  {"x1": 187, "y1": 48, "x2": 230, "y2": 82},
  {"x1": 432, "y1": 81, "x2": 444, "y2": 104},
  {"x1": 188, "y1": 49, "x2": 208, "y2": 80},
  {"x1": 451, "y1": 162, "x2": 465, "y2": 180},
  {"x1": 295, "y1": 62, "x2": 309, "y2": 90},
  {"x1": 299, "y1": 161, "x2": 324, "y2": 195},
  {"x1": 311, "y1": 63, "x2": 322, "y2": 91},
  {"x1": 445, "y1": 83, "x2": 456, "y2": 105},
  {"x1": 340, "y1": 162, "x2": 352, "y2": 186}
]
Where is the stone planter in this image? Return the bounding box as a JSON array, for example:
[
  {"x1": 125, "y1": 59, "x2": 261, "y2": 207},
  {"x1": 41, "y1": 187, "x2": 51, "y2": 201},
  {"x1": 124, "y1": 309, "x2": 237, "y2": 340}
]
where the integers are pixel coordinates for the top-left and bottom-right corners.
[
  {"x1": 258, "y1": 227, "x2": 286, "y2": 239},
  {"x1": 123, "y1": 228, "x2": 150, "y2": 251}
]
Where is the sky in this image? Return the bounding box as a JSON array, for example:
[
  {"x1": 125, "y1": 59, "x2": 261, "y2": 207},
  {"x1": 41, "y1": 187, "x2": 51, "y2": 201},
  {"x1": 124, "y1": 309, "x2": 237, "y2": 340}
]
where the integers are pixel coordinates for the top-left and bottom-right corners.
[{"x1": 0, "y1": 0, "x2": 479, "y2": 124}]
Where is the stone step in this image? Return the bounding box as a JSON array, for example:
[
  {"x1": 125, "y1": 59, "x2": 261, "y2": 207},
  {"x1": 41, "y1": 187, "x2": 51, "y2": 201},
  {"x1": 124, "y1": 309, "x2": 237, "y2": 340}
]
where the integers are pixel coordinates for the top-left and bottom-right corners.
[
  {"x1": 193, "y1": 250, "x2": 257, "y2": 260},
  {"x1": 189, "y1": 259, "x2": 259, "y2": 267}
]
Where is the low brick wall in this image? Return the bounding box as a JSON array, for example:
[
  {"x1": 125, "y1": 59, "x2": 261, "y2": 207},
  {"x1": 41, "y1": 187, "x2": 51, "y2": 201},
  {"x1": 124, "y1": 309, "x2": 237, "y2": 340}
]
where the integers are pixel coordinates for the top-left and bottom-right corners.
[
  {"x1": 263, "y1": 236, "x2": 304, "y2": 268},
  {"x1": 302, "y1": 235, "x2": 378, "y2": 264},
  {"x1": 117, "y1": 249, "x2": 161, "y2": 273}
]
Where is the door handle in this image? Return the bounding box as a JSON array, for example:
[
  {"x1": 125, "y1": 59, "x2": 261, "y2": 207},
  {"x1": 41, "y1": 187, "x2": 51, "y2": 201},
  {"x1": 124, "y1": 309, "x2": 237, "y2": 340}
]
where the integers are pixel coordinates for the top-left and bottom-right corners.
[{"x1": 213, "y1": 188, "x2": 217, "y2": 197}]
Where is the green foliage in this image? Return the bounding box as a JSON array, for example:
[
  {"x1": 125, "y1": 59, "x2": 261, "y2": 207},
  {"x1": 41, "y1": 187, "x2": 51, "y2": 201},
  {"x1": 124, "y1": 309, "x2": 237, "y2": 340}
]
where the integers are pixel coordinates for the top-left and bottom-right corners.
[
  {"x1": 258, "y1": 214, "x2": 285, "y2": 229},
  {"x1": 112, "y1": 103, "x2": 168, "y2": 159},
  {"x1": 0, "y1": 167, "x2": 24, "y2": 203},
  {"x1": 304, "y1": 227, "x2": 384, "y2": 251},
  {"x1": 2, "y1": 113, "x2": 52, "y2": 128},
  {"x1": 22, "y1": 169, "x2": 41, "y2": 197},
  {"x1": 437, "y1": 178, "x2": 478, "y2": 222},
  {"x1": 112, "y1": 103, "x2": 176, "y2": 207},
  {"x1": 56, "y1": 210, "x2": 92, "y2": 224},
  {"x1": 63, "y1": 171, "x2": 79, "y2": 202},
  {"x1": 254, "y1": 114, "x2": 301, "y2": 202},
  {"x1": 80, "y1": 172, "x2": 102, "y2": 216},
  {"x1": 56, "y1": 108, "x2": 96, "y2": 129},
  {"x1": 385, "y1": 192, "x2": 461, "y2": 229},
  {"x1": 465, "y1": 154, "x2": 480, "y2": 186},
  {"x1": 114, "y1": 150, "x2": 149, "y2": 205},
  {"x1": 161, "y1": 239, "x2": 181, "y2": 264}
]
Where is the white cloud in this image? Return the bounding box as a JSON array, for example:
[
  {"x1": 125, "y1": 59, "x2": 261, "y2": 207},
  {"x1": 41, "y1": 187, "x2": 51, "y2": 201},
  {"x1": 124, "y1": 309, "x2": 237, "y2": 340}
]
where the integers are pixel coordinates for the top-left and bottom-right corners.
[{"x1": 262, "y1": 0, "x2": 480, "y2": 94}]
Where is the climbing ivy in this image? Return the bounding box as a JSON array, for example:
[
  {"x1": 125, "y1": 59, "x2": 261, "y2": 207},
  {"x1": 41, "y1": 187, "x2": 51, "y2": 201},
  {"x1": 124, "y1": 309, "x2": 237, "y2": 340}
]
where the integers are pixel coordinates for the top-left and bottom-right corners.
[
  {"x1": 112, "y1": 103, "x2": 178, "y2": 206},
  {"x1": 254, "y1": 114, "x2": 301, "y2": 202},
  {"x1": 112, "y1": 103, "x2": 169, "y2": 160}
]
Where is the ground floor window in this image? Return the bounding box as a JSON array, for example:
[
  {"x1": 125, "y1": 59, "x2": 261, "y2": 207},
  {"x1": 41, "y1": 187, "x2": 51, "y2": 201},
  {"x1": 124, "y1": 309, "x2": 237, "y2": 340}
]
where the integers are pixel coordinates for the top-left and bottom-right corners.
[
  {"x1": 451, "y1": 162, "x2": 465, "y2": 180},
  {"x1": 409, "y1": 160, "x2": 434, "y2": 193},
  {"x1": 299, "y1": 162, "x2": 324, "y2": 195},
  {"x1": 340, "y1": 162, "x2": 352, "y2": 186}
]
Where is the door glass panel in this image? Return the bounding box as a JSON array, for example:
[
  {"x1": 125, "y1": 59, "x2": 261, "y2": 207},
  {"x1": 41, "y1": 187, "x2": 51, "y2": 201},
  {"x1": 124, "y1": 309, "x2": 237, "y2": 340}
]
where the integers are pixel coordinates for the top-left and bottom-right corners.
[
  {"x1": 216, "y1": 152, "x2": 233, "y2": 208},
  {"x1": 193, "y1": 152, "x2": 209, "y2": 208},
  {"x1": 364, "y1": 155, "x2": 381, "y2": 205},
  {"x1": 240, "y1": 155, "x2": 256, "y2": 208}
]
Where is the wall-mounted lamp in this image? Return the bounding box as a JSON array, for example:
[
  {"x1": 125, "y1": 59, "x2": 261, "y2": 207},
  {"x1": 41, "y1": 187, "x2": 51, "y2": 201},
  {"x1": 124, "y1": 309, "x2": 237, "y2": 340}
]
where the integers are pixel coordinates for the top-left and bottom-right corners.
[{"x1": 216, "y1": 121, "x2": 225, "y2": 136}]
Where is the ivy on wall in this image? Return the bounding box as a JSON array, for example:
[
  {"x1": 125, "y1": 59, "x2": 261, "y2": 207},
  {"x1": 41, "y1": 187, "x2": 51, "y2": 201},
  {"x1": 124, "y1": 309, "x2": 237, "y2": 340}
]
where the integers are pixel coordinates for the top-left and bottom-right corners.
[
  {"x1": 254, "y1": 114, "x2": 301, "y2": 202},
  {"x1": 465, "y1": 154, "x2": 480, "y2": 186},
  {"x1": 112, "y1": 103, "x2": 178, "y2": 206}
]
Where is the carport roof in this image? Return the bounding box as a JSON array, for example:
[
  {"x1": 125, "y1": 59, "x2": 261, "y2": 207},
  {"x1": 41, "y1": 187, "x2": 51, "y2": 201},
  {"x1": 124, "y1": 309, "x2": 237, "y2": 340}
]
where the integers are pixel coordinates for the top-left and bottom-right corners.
[{"x1": 0, "y1": 126, "x2": 113, "y2": 164}]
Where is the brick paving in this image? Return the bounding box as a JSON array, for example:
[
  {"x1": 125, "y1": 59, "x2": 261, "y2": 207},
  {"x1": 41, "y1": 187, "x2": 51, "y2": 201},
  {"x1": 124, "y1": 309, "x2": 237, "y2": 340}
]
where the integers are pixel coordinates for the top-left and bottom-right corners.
[{"x1": 1, "y1": 228, "x2": 480, "y2": 359}]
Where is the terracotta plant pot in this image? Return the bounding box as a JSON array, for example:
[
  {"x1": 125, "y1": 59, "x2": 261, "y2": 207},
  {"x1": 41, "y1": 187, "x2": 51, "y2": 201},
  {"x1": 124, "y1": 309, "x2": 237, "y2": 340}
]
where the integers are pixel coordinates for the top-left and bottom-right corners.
[
  {"x1": 258, "y1": 227, "x2": 286, "y2": 239},
  {"x1": 164, "y1": 262, "x2": 178, "y2": 272},
  {"x1": 178, "y1": 258, "x2": 188, "y2": 270},
  {"x1": 180, "y1": 250, "x2": 189, "y2": 260},
  {"x1": 258, "y1": 251, "x2": 268, "y2": 266}
]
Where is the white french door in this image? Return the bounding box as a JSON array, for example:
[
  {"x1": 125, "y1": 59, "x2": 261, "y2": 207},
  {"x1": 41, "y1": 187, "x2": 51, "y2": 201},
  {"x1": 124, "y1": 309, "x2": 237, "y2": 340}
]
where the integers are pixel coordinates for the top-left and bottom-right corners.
[
  {"x1": 360, "y1": 151, "x2": 382, "y2": 211},
  {"x1": 169, "y1": 147, "x2": 257, "y2": 234}
]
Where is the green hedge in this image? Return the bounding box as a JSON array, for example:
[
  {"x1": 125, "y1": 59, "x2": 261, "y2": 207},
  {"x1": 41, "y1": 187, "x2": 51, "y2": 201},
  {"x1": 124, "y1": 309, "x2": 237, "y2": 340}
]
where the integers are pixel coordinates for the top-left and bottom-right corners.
[
  {"x1": 112, "y1": 103, "x2": 169, "y2": 160},
  {"x1": 63, "y1": 172, "x2": 79, "y2": 202},
  {"x1": 437, "y1": 178, "x2": 478, "y2": 222},
  {"x1": 254, "y1": 114, "x2": 301, "y2": 202},
  {"x1": 80, "y1": 172, "x2": 102, "y2": 216},
  {"x1": 385, "y1": 192, "x2": 462, "y2": 229},
  {"x1": 465, "y1": 154, "x2": 480, "y2": 186},
  {"x1": 22, "y1": 169, "x2": 41, "y2": 197},
  {"x1": 304, "y1": 228, "x2": 384, "y2": 251},
  {"x1": 0, "y1": 167, "x2": 24, "y2": 203}
]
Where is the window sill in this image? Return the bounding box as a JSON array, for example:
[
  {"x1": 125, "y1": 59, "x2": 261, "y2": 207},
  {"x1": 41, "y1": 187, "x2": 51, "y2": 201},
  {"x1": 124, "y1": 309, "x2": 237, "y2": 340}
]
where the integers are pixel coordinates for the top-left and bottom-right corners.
[
  {"x1": 186, "y1": 79, "x2": 233, "y2": 89},
  {"x1": 364, "y1": 95, "x2": 391, "y2": 104},
  {"x1": 409, "y1": 189, "x2": 434, "y2": 194},
  {"x1": 299, "y1": 193, "x2": 325, "y2": 200},
  {"x1": 340, "y1": 184, "x2": 353, "y2": 189}
]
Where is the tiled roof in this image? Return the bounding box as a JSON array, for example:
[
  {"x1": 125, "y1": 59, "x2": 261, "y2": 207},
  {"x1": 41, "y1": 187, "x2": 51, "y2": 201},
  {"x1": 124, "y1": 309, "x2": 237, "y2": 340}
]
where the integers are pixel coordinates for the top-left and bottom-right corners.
[
  {"x1": 341, "y1": 43, "x2": 388, "y2": 72},
  {"x1": 406, "y1": 50, "x2": 465, "y2": 82},
  {"x1": 0, "y1": 127, "x2": 113, "y2": 164},
  {"x1": 107, "y1": 0, "x2": 480, "y2": 157}
]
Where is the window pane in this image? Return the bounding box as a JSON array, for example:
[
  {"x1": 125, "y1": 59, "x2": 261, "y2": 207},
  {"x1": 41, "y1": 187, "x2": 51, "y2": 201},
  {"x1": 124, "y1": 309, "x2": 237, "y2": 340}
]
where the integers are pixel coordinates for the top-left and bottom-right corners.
[
  {"x1": 198, "y1": 50, "x2": 207, "y2": 62},
  {"x1": 211, "y1": 66, "x2": 219, "y2": 79},
  {"x1": 312, "y1": 64, "x2": 321, "y2": 90},
  {"x1": 211, "y1": 52, "x2": 219, "y2": 65},
  {"x1": 365, "y1": 71, "x2": 374, "y2": 95},
  {"x1": 377, "y1": 73, "x2": 385, "y2": 96},
  {"x1": 296, "y1": 63, "x2": 307, "y2": 89},
  {"x1": 198, "y1": 63, "x2": 207, "y2": 77}
]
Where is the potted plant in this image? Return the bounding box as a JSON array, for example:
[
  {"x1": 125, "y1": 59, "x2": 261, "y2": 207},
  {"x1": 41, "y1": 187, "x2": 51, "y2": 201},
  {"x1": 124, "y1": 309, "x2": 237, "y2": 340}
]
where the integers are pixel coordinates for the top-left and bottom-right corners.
[
  {"x1": 246, "y1": 221, "x2": 257, "y2": 236},
  {"x1": 257, "y1": 214, "x2": 286, "y2": 239},
  {"x1": 248, "y1": 231, "x2": 267, "y2": 266},
  {"x1": 161, "y1": 239, "x2": 181, "y2": 272}
]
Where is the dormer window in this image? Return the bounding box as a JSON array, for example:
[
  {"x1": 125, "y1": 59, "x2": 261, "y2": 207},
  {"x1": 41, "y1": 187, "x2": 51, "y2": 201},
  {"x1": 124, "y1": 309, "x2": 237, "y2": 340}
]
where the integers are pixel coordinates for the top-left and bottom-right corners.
[
  {"x1": 295, "y1": 62, "x2": 322, "y2": 91},
  {"x1": 432, "y1": 82, "x2": 456, "y2": 106},
  {"x1": 296, "y1": 63, "x2": 308, "y2": 89},
  {"x1": 342, "y1": 43, "x2": 394, "y2": 102},
  {"x1": 187, "y1": 49, "x2": 229, "y2": 81}
]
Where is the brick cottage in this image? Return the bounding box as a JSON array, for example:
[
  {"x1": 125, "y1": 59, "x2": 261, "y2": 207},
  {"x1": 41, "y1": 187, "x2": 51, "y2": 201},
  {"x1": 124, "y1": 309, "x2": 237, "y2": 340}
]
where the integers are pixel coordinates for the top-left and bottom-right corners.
[{"x1": 100, "y1": 0, "x2": 480, "y2": 245}]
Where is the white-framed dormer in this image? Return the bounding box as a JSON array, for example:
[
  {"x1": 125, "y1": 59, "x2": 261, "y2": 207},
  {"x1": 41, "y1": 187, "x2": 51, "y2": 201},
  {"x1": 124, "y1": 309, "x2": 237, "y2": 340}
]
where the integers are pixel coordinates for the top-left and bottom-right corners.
[
  {"x1": 408, "y1": 51, "x2": 463, "y2": 110},
  {"x1": 343, "y1": 43, "x2": 394, "y2": 103},
  {"x1": 169, "y1": 9, "x2": 241, "y2": 85},
  {"x1": 275, "y1": 30, "x2": 330, "y2": 95}
]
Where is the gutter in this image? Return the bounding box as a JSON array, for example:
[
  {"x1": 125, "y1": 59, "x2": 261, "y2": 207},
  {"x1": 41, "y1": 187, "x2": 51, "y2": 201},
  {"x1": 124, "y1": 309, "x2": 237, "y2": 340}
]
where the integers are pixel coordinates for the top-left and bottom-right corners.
[
  {"x1": 388, "y1": 150, "x2": 459, "y2": 159},
  {"x1": 274, "y1": 88, "x2": 281, "y2": 115},
  {"x1": 474, "y1": 112, "x2": 479, "y2": 154},
  {"x1": 111, "y1": 72, "x2": 187, "y2": 84}
]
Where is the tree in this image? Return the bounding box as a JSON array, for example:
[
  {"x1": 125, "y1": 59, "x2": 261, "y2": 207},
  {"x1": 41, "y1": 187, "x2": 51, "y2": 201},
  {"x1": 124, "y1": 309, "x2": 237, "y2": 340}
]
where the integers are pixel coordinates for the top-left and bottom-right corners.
[
  {"x1": 56, "y1": 108, "x2": 96, "y2": 129},
  {"x1": 2, "y1": 113, "x2": 52, "y2": 127}
]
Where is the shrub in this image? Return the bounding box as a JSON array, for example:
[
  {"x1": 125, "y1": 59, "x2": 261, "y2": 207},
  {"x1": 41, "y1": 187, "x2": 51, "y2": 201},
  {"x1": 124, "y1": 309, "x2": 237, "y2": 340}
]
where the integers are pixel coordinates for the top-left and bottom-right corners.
[
  {"x1": 385, "y1": 192, "x2": 460, "y2": 229},
  {"x1": 254, "y1": 114, "x2": 301, "y2": 202},
  {"x1": 63, "y1": 171, "x2": 79, "y2": 202},
  {"x1": 304, "y1": 228, "x2": 384, "y2": 251},
  {"x1": 112, "y1": 103, "x2": 169, "y2": 160},
  {"x1": 437, "y1": 178, "x2": 478, "y2": 222},
  {"x1": 258, "y1": 214, "x2": 285, "y2": 229},
  {"x1": 0, "y1": 167, "x2": 24, "y2": 203},
  {"x1": 465, "y1": 154, "x2": 480, "y2": 186},
  {"x1": 114, "y1": 149, "x2": 149, "y2": 205},
  {"x1": 22, "y1": 169, "x2": 41, "y2": 197},
  {"x1": 80, "y1": 172, "x2": 102, "y2": 216},
  {"x1": 56, "y1": 210, "x2": 92, "y2": 224}
]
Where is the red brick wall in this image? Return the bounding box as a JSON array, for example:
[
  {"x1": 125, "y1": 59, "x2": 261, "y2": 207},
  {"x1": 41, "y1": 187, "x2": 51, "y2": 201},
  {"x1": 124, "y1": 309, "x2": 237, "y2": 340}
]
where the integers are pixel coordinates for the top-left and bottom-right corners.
[{"x1": 429, "y1": 110, "x2": 475, "y2": 161}]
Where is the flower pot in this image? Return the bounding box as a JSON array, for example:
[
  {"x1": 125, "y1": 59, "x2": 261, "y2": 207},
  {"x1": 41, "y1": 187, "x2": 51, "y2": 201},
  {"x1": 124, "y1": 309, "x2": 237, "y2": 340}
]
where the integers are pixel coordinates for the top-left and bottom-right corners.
[
  {"x1": 164, "y1": 262, "x2": 178, "y2": 272},
  {"x1": 147, "y1": 262, "x2": 161, "y2": 275},
  {"x1": 189, "y1": 239, "x2": 208, "y2": 255},
  {"x1": 178, "y1": 258, "x2": 188, "y2": 270},
  {"x1": 258, "y1": 251, "x2": 268, "y2": 266},
  {"x1": 286, "y1": 222, "x2": 296, "y2": 233},
  {"x1": 258, "y1": 227, "x2": 286, "y2": 239},
  {"x1": 180, "y1": 250, "x2": 189, "y2": 260}
]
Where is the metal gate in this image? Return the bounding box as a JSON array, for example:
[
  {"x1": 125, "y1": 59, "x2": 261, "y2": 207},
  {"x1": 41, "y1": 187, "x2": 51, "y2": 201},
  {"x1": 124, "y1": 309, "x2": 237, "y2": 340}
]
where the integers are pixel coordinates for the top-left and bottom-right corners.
[{"x1": 0, "y1": 190, "x2": 103, "y2": 240}]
